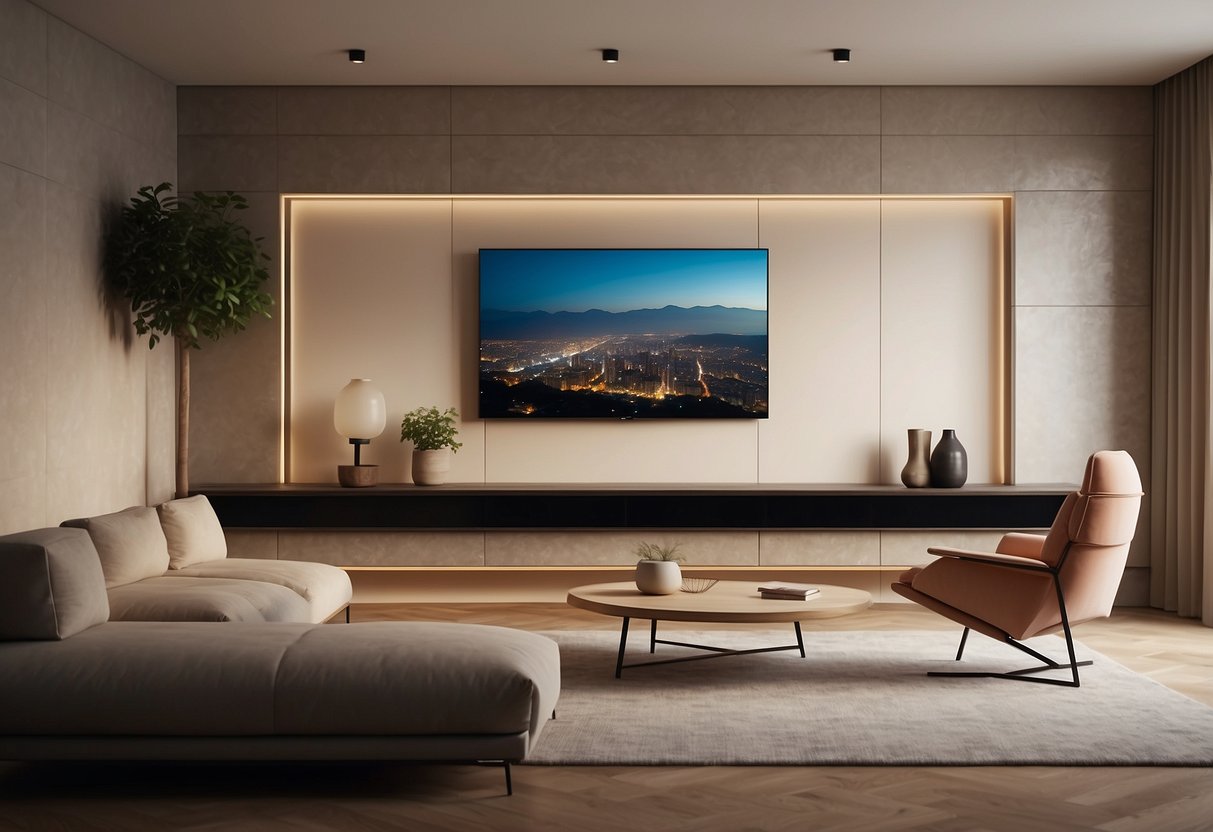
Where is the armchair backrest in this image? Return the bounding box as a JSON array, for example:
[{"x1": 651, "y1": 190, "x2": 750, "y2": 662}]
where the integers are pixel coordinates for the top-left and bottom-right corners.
[{"x1": 1039, "y1": 450, "x2": 1143, "y2": 625}]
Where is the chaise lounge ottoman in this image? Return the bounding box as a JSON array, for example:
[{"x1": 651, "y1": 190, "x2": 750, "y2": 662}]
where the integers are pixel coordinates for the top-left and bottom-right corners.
[{"x1": 0, "y1": 527, "x2": 560, "y2": 793}]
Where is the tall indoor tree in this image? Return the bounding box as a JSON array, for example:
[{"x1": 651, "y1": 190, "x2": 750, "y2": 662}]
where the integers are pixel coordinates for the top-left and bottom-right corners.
[{"x1": 107, "y1": 182, "x2": 272, "y2": 498}]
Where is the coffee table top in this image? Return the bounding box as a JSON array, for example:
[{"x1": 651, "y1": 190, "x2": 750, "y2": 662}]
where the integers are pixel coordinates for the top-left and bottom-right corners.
[{"x1": 566, "y1": 580, "x2": 872, "y2": 623}]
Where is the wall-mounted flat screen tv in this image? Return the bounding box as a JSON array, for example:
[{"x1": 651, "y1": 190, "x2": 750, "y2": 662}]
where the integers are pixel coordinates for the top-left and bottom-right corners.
[{"x1": 479, "y1": 248, "x2": 768, "y2": 419}]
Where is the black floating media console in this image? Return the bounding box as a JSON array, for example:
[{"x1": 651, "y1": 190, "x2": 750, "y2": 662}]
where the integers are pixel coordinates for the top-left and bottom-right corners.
[{"x1": 200, "y1": 484, "x2": 1071, "y2": 531}]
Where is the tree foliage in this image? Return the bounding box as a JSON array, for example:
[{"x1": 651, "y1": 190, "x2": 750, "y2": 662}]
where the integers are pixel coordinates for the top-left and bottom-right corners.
[{"x1": 106, "y1": 182, "x2": 273, "y2": 350}]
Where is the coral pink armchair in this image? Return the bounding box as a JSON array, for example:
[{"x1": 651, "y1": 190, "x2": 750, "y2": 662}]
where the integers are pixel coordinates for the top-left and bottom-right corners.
[{"x1": 891, "y1": 450, "x2": 1143, "y2": 687}]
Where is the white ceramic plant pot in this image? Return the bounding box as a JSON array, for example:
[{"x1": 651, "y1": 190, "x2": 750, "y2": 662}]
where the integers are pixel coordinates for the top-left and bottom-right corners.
[
  {"x1": 635, "y1": 560, "x2": 682, "y2": 595},
  {"x1": 411, "y1": 448, "x2": 451, "y2": 486}
]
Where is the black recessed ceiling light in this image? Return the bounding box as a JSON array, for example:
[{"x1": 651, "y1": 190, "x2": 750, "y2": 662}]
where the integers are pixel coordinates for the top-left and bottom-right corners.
[
  {"x1": 348, "y1": 49, "x2": 366, "y2": 64},
  {"x1": 602, "y1": 48, "x2": 619, "y2": 63},
  {"x1": 832, "y1": 48, "x2": 851, "y2": 63}
]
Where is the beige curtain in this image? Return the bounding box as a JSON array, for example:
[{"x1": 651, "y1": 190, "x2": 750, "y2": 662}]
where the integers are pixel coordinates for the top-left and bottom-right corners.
[{"x1": 1152, "y1": 55, "x2": 1213, "y2": 625}]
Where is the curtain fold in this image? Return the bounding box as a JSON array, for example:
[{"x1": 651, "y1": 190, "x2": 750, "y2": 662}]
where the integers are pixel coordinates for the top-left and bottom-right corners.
[{"x1": 1152, "y1": 55, "x2": 1213, "y2": 625}]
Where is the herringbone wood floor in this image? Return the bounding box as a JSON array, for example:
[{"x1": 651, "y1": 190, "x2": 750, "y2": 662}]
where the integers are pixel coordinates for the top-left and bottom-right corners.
[{"x1": 2, "y1": 604, "x2": 1211, "y2": 832}]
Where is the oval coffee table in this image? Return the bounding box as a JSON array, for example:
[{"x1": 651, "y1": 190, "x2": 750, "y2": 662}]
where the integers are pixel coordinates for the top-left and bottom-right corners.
[{"x1": 567, "y1": 580, "x2": 872, "y2": 678}]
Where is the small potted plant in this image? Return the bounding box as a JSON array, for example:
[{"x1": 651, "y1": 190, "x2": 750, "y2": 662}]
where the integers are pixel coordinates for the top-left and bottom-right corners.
[
  {"x1": 400, "y1": 406, "x2": 462, "y2": 485},
  {"x1": 634, "y1": 542, "x2": 685, "y2": 595}
]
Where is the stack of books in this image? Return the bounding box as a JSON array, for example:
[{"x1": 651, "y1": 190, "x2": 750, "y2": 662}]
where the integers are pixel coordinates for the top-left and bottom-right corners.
[{"x1": 757, "y1": 582, "x2": 821, "y2": 601}]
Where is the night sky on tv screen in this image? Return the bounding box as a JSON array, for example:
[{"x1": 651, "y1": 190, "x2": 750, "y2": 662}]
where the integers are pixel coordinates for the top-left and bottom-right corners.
[{"x1": 479, "y1": 248, "x2": 768, "y2": 420}]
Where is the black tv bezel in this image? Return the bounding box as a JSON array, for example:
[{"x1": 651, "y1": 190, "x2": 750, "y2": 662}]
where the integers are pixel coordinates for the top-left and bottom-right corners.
[{"x1": 476, "y1": 247, "x2": 770, "y2": 421}]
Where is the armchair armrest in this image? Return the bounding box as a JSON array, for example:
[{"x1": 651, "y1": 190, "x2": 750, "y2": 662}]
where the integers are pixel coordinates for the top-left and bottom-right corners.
[
  {"x1": 995, "y1": 532, "x2": 1047, "y2": 558},
  {"x1": 926, "y1": 546, "x2": 1051, "y2": 571}
]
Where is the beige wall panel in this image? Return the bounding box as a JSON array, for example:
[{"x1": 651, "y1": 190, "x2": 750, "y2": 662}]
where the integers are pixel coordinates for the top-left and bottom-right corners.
[
  {"x1": 759, "y1": 531, "x2": 880, "y2": 566},
  {"x1": 278, "y1": 530, "x2": 484, "y2": 566},
  {"x1": 44, "y1": 187, "x2": 147, "y2": 523},
  {"x1": 452, "y1": 135, "x2": 881, "y2": 194},
  {"x1": 0, "y1": 77, "x2": 46, "y2": 175},
  {"x1": 880, "y1": 200, "x2": 1004, "y2": 484},
  {"x1": 222, "y1": 529, "x2": 279, "y2": 559},
  {"x1": 453, "y1": 197, "x2": 761, "y2": 483},
  {"x1": 190, "y1": 192, "x2": 281, "y2": 485},
  {"x1": 290, "y1": 200, "x2": 474, "y2": 484},
  {"x1": 1015, "y1": 191, "x2": 1152, "y2": 307},
  {"x1": 452, "y1": 86, "x2": 880, "y2": 135},
  {"x1": 881, "y1": 87, "x2": 1152, "y2": 136},
  {"x1": 0, "y1": 166, "x2": 46, "y2": 533},
  {"x1": 277, "y1": 87, "x2": 450, "y2": 135},
  {"x1": 1014, "y1": 136, "x2": 1153, "y2": 191},
  {"x1": 0, "y1": 0, "x2": 47, "y2": 94},
  {"x1": 486, "y1": 531, "x2": 758, "y2": 566},
  {"x1": 46, "y1": 17, "x2": 175, "y2": 151},
  {"x1": 881, "y1": 136, "x2": 1018, "y2": 194},
  {"x1": 880, "y1": 530, "x2": 1008, "y2": 567},
  {"x1": 178, "y1": 86, "x2": 277, "y2": 135},
  {"x1": 178, "y1": 135, "x2": 278, "y2": 192},
  {"x1": 278, "y1": 136, "x2": 450, "y2": 193},
  {"x1": 757, "y1": 200, "x2": 881, "y2": 482}
]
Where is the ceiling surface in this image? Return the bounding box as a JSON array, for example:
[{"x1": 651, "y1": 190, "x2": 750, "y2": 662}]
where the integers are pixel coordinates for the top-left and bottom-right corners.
[{"x1": 32, "y1": 0, "x2": 1213, "y2": 87}]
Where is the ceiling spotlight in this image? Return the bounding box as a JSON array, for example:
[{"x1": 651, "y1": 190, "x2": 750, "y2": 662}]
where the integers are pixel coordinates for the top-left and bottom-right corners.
[
  {"x1": 602, "y1": 48, "x2": 619, "y2": 63},
  {"x1": 832, "y1": 48, "x2": 851, "y2": 63},
  {"x1": 348, "y1": 49, "x2": 366, "y2": 64}
]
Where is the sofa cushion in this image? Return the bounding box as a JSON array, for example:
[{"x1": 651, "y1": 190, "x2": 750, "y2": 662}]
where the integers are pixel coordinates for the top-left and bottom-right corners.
[
  {"x1": 62, "y1": 506, "x2": 170, "y2": 589},
  {"x1": 0, "y1": 527, "x2": 109, "y2": 640},
  {"x1": 107, "y1": 576, "x2": 311, "y2": 623},
  {"x1": 167, "y1": 559, "x2": 352, "y2": 623},
  {"x1": 158, "y1": 495, "x2": 228, "y2": 569}
]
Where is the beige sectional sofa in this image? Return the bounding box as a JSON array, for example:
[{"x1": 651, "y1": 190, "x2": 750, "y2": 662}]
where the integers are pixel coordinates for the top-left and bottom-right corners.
[
  {"x1": 62, "y1": 496, "x2": 351, "y2": 624},
  {"x1": 0, "y1": 526, "x2": 561, "y2": 793}
]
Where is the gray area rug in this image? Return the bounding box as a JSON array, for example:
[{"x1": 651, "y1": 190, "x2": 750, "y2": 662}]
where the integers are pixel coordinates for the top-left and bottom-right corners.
[{"x1": 526, "y1": 628, "x2": 1213, "y2": 765}]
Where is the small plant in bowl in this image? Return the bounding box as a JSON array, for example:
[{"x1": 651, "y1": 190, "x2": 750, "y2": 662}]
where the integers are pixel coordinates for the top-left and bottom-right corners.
[
  {"x1": 633, "y1": 541, "x2": 684, "y2": 595},
  {"x1": 400, "y1": 406, "x2": 462, "y2": 485}
]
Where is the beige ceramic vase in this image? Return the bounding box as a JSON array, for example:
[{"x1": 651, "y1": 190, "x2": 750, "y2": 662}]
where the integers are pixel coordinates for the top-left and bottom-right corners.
[
  {"x1": 635, "y1": 560, "x2": 682, "y2": 595},
  {"x1": 411, "y1": 448, "x2": 451, "y2": 486},
  {"x1": 900, "y1": 428, "x2": 932, "y2": 488}
]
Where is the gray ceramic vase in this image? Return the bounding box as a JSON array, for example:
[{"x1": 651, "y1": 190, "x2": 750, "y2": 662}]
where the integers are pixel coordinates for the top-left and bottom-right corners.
[
  {"x1": 929, "y1": 429, "x2": 968, "y2": 488},
  {"x1": 900, "y1": 429, "x2": 932, "y2": 488}
]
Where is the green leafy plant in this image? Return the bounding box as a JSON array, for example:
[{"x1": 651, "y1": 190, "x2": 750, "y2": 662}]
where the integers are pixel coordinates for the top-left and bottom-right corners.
[
  {"x1": 400, "y1": 406, "x2": 463, "y2": 452},
  {"x1": 106, "y1": 182, "x2": 273, "y2": 497},
  {"x1": 634, "y1": 541, "x2": 685, "y2": 562}
]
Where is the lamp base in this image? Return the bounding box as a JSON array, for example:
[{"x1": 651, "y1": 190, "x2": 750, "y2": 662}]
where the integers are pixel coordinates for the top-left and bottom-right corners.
[{"x1": 337, "y1": 464, "x2": 379, "y2": 488}]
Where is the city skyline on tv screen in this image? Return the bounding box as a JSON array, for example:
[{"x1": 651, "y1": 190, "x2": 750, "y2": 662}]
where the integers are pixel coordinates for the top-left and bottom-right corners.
[{"x1": 479, "y1": 249, "x2": 768, "y2": 419}]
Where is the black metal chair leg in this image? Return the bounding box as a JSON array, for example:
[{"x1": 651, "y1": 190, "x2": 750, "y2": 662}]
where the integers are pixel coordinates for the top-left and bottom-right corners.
[
  {"x1": 794, "y1": 620, "x2": 805, "y2": 658},
  {"x1": 345, "y1": 605, "x2": 351, "y2": 624},
  {"x1": 955, "y1": 627, "x2": 969, "y2": 660},
  {"x1": 504, "y1": 761, "x2": 513, "y2": 796}
]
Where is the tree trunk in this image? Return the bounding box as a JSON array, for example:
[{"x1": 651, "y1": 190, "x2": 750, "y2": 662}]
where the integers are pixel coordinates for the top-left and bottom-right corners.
[{"x1": 176, "y1": 342, "x2": 190, "y2": 499}]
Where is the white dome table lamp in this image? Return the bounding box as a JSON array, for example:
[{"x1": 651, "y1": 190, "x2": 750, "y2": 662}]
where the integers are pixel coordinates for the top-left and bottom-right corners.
[{"x1": 333, "y1": 378, "x2": 387, "y2": 487}]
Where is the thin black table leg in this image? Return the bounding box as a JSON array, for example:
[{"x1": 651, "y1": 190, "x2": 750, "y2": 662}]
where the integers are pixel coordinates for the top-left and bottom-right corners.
[
  {"x1": 794, "y1": 620, "x2": 805, "y2": 658},
  {"x1": 650, "y1": 619, "x2": 658, "y2": 653},
  {"x1": 615, "y1": 617, "x2": 631, "y2": 679}
]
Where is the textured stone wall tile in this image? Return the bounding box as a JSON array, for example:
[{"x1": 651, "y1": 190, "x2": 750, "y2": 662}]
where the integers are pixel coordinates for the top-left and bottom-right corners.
[
  {"x1": 1014, "y1": 135, "x2": 1152, "y2": 191},
  {"x1": 486, "y1": 531, "x2": 758, "y2": 566},
  {"x1": 178, "y1": 86, "x2": 277, "y2": 135},
  {"x1": 453, "y1": 134, "x2": 880, "y2": 194},
  {"x1": 1015, "y1": 190, "x2": 1151, "y2": 306},
  {"x1": 880, "y1": 530, "x2": 1010, "y2": 567},
  {"x1": 189, "y1": 192, "x2": 281, "y2": 485},
  {"x1": 453, "y1": 85, "x2": 880, "y2": 135},
  {"x1": 178, "y1": 135, "x2": 279, "y2": 192},
  {"x1": 278, "y1": 531, "x2": 484, "y2": 566},
  {"x1": 881, "y1": 136, "x2": 1018, "y2": 193},
  {"x1": 278, "y1": 135, "x2": 450, "y2": 193},
  {"x1": 759, "y1": 532, "x2": 880, "y2": 566},
  {"x1": 882, "y1": 87, "x2": 1152, "y2": 136},
  {"x1": 278, "y1": 86, "x2": 450, "y2": 135},
  {"x1": 223, "y1": 529, "x2": 279, "y2": 559},
  {"x1": 0, "y1": 0, "x2": 47, "y2": 94},
  {"x1": 0, "y1": 76, "x2": 46, "y2": 175}
]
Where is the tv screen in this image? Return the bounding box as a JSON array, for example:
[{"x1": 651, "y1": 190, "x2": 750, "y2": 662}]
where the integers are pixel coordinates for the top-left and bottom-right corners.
[{"x1": 479, "y1": 248, "x2": 768, "y2": 419}]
